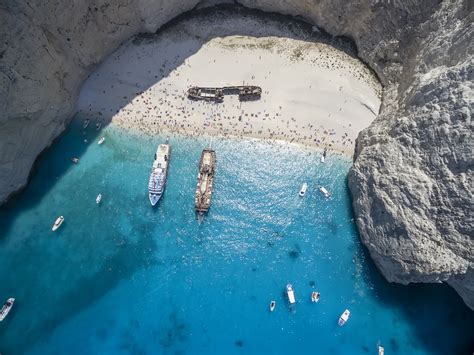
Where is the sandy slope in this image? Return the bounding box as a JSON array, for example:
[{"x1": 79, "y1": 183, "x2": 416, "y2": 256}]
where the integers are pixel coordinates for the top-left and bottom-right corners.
[{"x1": 77, "y1": 12, "x2": 381, "y2": 155}]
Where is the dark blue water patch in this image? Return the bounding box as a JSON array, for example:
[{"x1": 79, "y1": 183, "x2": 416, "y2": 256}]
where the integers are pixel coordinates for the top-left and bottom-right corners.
[{"x1": 0, "y1": 122, "x2": 472, "y2": 355}]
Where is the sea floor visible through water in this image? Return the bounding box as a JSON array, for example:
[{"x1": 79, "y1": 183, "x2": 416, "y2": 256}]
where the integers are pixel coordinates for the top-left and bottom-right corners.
[{"x1": 0, "y1": 120, "x2": 472, "y2": 354}]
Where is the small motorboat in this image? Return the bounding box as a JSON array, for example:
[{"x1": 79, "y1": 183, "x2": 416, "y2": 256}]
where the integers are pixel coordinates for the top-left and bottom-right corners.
[
  {"x1": 319, "y1": 186, "x2": 331, "y2": 198},
  {"x1": 321, "y1": 148, "x2": 327, "y2": 163},
  {"x1": 52, "y1": 216, "x2": 64, "y2": 231},
  {"x1": 96, "y1": 194, "x2": 102, "y2": 204},
  {"x1": 299, "y1": 183, "x2": 308, "y2": 197},
  {"x1": 98, "y1": 137, "x2": 105, "y2": 145},
  {"x1": 269, "y1": 300, "x2": 276, "y2": 312},
  {"x1": 71, "y1": 157, "x2": 79, "y2": 164},
  {"x1": 96, "y1": 121, "x2": 102, "y2": 130},
  {"x1": 338, "y1": 309, "x2": 350, "y2": 326},
  {"x1": 286, "y1": 284, "x2": 296, "y2": 304},
  {"x1": 0, "y1": 298, "x2": 15, "y2": 321},
  {"x1": 378, "y1": 346, "x2": 385, "y2": 355},
  {"x1": 83, "y1": 118, "x2": 90, "y2": 129},
  {"x1": 311, "y1": 291, "x2": 320, "y2": 303}
]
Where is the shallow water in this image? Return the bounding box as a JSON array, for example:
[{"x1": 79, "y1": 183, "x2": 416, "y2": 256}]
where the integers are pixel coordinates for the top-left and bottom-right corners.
[{"x1": 0, "y1": 121, "x2": 472, "y2": 354}]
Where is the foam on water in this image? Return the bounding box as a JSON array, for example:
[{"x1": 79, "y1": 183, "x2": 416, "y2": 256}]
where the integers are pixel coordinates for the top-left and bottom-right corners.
[{"x1": 0, "y1": 121, "x2": 472, "y2": 354}]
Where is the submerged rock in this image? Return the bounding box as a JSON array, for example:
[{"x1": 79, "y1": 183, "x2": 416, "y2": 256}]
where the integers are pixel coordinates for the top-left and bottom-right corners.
[{"x1": 1, "y1": 0, "x2": 472, "y2": 307}]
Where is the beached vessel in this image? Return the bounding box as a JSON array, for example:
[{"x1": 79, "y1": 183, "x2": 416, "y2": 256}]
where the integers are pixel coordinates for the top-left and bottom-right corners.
[
  {"x1": 148, "y1": 142, "x2": 171, "y2": 206},
  {"x1": 187, "y1": 85, "x2": 262, "y2": 102},
  {"x1": 321, "y1": 148, "x2": 327, "y2": 163},
  {"x1": 195, "y1": 149, "x2": 216, "y2": 213},
  {"x1": 299, "y1": 183, "x2": 308, "y2": 197},
  {"x1": 98, "y1": 137, "x2": 105, "y2": 145},
  {"x1": 52, "y1": 216, "x2": 64, "y2": 231},
  {"x1": 286, "y1": 284, "x2": 296, "y2": 304},
  {"x1": 319, "y1": 186, "x2": 331, "y2": 198},
  {"x1": 338, "y1": 309, "x2": 350, "y2": 326},
  {"x1": 0, "y1": 298, "x2": 15, "y2": 321}
]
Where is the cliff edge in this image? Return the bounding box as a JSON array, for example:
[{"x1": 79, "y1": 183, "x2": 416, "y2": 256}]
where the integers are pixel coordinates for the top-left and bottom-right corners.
[{"x1": 0, "y1": 0, "x2": 472, "y2": 308}]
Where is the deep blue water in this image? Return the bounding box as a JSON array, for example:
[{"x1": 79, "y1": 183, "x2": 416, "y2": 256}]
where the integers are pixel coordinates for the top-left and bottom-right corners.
[{"x1": 0, "y1": 120, "x2": 472, "y2": 355}]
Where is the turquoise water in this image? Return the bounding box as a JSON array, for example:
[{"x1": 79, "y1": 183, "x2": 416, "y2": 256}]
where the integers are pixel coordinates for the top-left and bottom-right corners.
[{"x1": 0, "y1": 120, "x2": 472, "y2": 355}]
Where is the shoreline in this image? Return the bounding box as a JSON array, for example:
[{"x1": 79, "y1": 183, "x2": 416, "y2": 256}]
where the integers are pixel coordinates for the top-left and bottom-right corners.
[{"x1": 77, "y1": 7, "x2": 381, "y2": 158}]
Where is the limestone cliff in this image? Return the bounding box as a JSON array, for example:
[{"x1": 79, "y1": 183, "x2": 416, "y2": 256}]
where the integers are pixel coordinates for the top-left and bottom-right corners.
[{"x1": 1, "y1": 0, "x2": 472, "y2": 308}]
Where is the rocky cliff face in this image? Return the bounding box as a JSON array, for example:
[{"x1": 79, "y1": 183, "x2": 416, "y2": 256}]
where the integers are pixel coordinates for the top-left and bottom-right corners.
[{"x1": 1, "y1": 0, "x2": 472, "y2": 308}]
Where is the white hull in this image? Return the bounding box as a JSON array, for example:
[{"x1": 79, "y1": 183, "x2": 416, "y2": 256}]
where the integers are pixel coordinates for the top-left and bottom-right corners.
[
  {"x1": 320, "y1": 155, "x2": 325, "y2": 163},
  {"x1": 148, "y1": 143, "x2": 170, "y2": 206},
  {"x1": 0, "y1": 298, "x2": 15, "y2": 321},
  {"x1": 286, "y1": 284, "x2": 296, "y2": 304},
  {"x1": 269, "y1": 301, "x2": 276, "y2": 312},
  {"x1": 299, "y1": 183, "x2": 308, "y2": 197},
  {"x1": 311, "y1": 292, "x2": 320, "y2": 303},
  {"x1": 96, "y1": 194, "x2": 102, "y2": 204},
  {"x1": 319, "y1": 186, "x2": 331, "y2": 198},
  {"x1": 98, "y1": 137, "x2": 105, "y2": 145},
  {"x1": 52, "y1": 216, "x2": 64, "y2": 231},
  {"x1": 338, "y1": 309, "x2": 350, "y2": 326}
]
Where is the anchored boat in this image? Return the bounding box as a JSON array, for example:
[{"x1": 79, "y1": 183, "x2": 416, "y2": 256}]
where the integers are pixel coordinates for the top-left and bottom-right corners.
[
  {"x1": 319, "y1": 186, "x2": 331, "y2": 198},
  {"x1": 148, "y1": 142, "x2": 171, "y2": 206},
  {"x1": 338, "y1": 309, "x2": 350, "y2": 326},
  {"x1": 269, "y1": 300, "x2": 276, "y2": 312},
  {"x1": 0, "y1": 298, "x2": 15, "y2": 321},
  {"x1": 299, "y1": 183, "x2": 308, "y2": 197},
  {"x1": 311, "y1": 291, "x2": 320, "y2": 303},
  {"x1": 286, "y1": 284, "x2": 296, "y2": 304},
  {"x1": 98, "y1": 137, "x2": 105, "y2": 145},
  {"x1": 195, "y1": 149, "x2": 216, "y2": 213},
  {"x1": 96, "y1": 194, "x2": 102, "y2": 204},
  {"x1": 52, "y1": 216, "x2": 64, "y2": 231}
]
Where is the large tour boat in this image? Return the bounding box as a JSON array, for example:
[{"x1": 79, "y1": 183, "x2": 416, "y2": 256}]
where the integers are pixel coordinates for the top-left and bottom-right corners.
[
  {"x1": 148, "y1": 142, "x2": 171, "y2": 206},
  {"x1": 195, "y1": 149, "x2": 216, "y2": 213}
]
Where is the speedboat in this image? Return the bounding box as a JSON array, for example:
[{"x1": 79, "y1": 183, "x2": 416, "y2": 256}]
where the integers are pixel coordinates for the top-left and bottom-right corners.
[
  {"x1": 338, "y1": 309, "x2": 350, "y2": 326},
  {"x1": 321, "y1": 148, "x2": 327, "y2": 163},
  {"x1": 98, "y1": 137, "x2": 105, "y2": 145},
  {"x1": 299, "y1": 183, "x2": 308, "y2": 197},
  {"x1": 0, "y1": 298, "x2": 15, "y2": 321},
  {"x1": 319, "y1": 186, "x2": 331, "y2": 198},
  {"x1": 72, "y1": 157, "x2": 79, "y2": 164},
  {"x1": 148, "y1": 142, "x2": 171, "y2": 206},
  {"x1": 269, "y1": 300, "x2": 276, "y2": 312},
  {"x1": 311, "y1": 291, "x2": 320, "y2": 303},
  {"x1": 52, "y1": 216, "x2": 64, "y2": 231},
  {"x1": 286, "y1": 284, "x2": 296, "y2": 304},
  {"x1": 83, "y1": 118, "x2": 90, "y2": 129},
  {"x1": 96, "y1": 194, "x2": 102, "y2": 204},
  {"x1": 378, "y1": 346, "x2": 385, "y2": 355}
]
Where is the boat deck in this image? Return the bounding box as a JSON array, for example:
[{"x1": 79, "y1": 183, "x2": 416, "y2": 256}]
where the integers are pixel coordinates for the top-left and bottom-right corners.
[
  {"x1": 187, "y1": 86, "x2": 262, "y2": 102},
  {"x1": 195, "y1": 149, "x2": 216, "y2": 213}
]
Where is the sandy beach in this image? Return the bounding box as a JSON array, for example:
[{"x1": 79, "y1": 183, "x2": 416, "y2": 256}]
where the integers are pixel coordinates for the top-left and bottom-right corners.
[{"x1": 77, "y1": 9, "x2": 381, "y2": 155}]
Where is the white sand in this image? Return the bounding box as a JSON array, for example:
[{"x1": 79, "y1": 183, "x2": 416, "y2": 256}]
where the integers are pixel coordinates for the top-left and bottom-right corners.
[{"x1": 77, "y1": 12, "x2": 381, "y2": 155}]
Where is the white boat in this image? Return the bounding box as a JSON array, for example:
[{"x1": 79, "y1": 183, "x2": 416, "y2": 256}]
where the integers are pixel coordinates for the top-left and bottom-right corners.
[
  {"x1": 299, "y1": 183, "x2": 308, "y2": 197},
  {"x1": 83, "y1": 119, "x2": 90, "y2": 129},
  {"x1": 321, "y1": 148, "x2": 327, "y2": 163},
  {"x1": 96, "y1": 194, "x2": 102, "y2": 204},
  {"x1": 338, "y1": 309, "x2": 350, "y2": 326},
  {"x1": 71, "y1": 157, "x2": 79, "y2": 164},
  {"x1": 52, "y1": 216, "x2": 64, "y2": 231},
  {"x1": 311, "y1": 291, "x2": 320, "y2": 303},
  {"x1": 98, "y1": 137, "x2": 105, "y2": 145},
  {"x1": 269, "y1": 300, "x2": 276, "y2": 312},
  {"x1": 286, "y1": 284, "x2": 296, "y2": 304},
  {"x1": 319, "y1": 186, "x2": 331, "y2": 198},
  {"x1": 0, "y1": 298, "x2": 15, "y2": 321},
  {"x1": 378, "y1": 346, "x2": 385, "y2": 355},
  {"x1": 148, "y1": 142, "x2": 171, "y2": 206}
]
